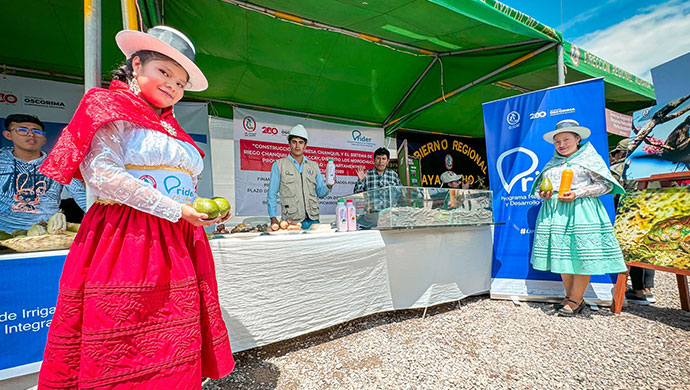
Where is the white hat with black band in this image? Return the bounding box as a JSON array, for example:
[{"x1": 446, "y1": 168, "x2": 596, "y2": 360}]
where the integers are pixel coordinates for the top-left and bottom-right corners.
[
  {"x1": 116, "y1": 26, "x2": 208, "y2": 92},
  {"x1": 542, "y1": 119, "x2": 591, "y2": 143}
]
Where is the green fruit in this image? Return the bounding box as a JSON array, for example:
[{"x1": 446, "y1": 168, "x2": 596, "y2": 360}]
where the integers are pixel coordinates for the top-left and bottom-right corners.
[
  {"x1": 47, "y1": 210, "x2": 67, "y2": 234},
  {"x1": 0, "y1": 230, "x2": 12, "y2": 240},
  {"x1": 212, "y1": 197, "x2": 231, "y2": 218},
  {"x1": 540, "y1": 177, "x2": 553, "y2": 192},
  {"x1": 27, "y1": 224, "x2": 48, "y2": 237},
  {"x1": 193, "y1": 197, "x2": 220, "y2": 219},
  {"x1": 11, "y1": 229, "x2": 28, "y2": 237},
  {"x1": 66, "y1": 222, "x2": 81, "y2": 233}
]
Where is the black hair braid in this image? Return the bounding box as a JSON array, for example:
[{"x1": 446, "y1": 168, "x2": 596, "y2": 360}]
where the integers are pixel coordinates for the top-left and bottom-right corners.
[
  {"x1": 112, "y1": 56, "x2": 135, "y2": 82},
  {"x1": 111, "y1": 50, "x2": 178, "y2": 83}
]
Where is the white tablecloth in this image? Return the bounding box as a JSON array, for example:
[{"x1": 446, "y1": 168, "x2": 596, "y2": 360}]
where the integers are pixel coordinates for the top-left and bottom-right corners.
[
  {"x1": 210, "y1": 226, "x2": 492, "y2": 352},
  {"x1": 211, "y1": 230, "x2": 392, "y2": 352},
  {"x1": 380, "y1": 226, "x2": 493, "y2": 309}
]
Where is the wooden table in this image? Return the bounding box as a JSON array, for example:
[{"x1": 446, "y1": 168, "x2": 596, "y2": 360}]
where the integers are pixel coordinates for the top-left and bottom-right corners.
[{"x1": 612, "y1": 262, "x2": 690, "y2": 314}]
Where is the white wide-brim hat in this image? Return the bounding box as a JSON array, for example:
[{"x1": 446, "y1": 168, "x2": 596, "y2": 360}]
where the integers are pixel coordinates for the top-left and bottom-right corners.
[
  {"x1": 542, "y1": 119, "x2": 591, "y2": 143},
  {"x1": 440, "y1": 171, "x2": 463, "y2": 184},
  {"x1": 116, "y1": 26, "x2": 208, "y2": 92}
]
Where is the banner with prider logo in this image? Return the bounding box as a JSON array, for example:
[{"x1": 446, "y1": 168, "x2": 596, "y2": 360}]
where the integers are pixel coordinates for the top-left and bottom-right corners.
[
  {"x1": 233, "y1": 107, "x2": 384, "y2": 216},
  {"x1": 482, "y1": 78, "x2": 619, "y2": 303}
]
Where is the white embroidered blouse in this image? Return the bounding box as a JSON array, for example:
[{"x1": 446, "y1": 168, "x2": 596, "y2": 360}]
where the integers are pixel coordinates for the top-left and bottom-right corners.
[
  {"x1": 79, "y1": 120, "x2": 203, "y2": 222},
  {"x1": 541, "y1": 162, "x2": 613, "y2": 199}
]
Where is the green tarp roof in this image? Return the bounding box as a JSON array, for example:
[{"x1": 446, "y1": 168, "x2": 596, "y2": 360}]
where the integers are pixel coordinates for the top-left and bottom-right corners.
[{"x1": 0, "y1": 0, "x2": 655, "y2": 137}]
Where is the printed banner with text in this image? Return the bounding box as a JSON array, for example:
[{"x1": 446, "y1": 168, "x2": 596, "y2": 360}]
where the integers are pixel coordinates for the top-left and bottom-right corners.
[
  {"x1": 482, "y1": 79, "x2": 618, "y2": 302},
  {"x1": 0, "y1": 252, "x2": 66, "y2": 380},
  {"x1": 395, "y1": 130, "x2": 488, "y2": 188},
  {"x1": 233, "y1": 108, "x2": 384, "y2": 216}
]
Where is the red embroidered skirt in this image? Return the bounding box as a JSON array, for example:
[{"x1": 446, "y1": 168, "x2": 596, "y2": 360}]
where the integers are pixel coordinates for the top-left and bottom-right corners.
[{"x1": 38, "y1": 203, "x2": 234, "y2": 389}]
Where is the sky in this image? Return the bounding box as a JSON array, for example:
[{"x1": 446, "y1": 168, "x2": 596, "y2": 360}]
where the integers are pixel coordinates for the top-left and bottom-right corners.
[{"x1": 500, "y1": 0, "x2": 690, "y2": 82}]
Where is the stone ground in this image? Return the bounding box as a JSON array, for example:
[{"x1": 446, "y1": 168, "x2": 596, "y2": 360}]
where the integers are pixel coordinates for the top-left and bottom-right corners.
[
  {"x1": 206, "y1": 272, "x2": 690, "y2": 390},
  {"x1": 4, "y1": 272, "x2": 689, "y2": 390}
]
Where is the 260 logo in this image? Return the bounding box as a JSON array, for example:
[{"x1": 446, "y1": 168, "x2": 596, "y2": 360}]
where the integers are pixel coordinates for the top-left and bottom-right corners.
[
  {"x1": 262, "y1": 126, "x2": 278, "y2": 135},
  {"x1": 529, "y1": 111, "x2": 546, "y2": 119},
  {"x1": 0, "y1": 93, "x2": 18, "y2": 104}
]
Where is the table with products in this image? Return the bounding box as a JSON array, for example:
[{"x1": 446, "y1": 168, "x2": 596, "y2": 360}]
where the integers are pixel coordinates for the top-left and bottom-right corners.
[{"x1": 212, "y1": 186, "x2": 495, "y2": 352}]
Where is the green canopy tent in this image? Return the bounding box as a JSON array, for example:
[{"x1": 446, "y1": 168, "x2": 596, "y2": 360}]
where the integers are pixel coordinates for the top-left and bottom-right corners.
[{"x1": 0, "y1": 0, "x2": 655, "y2": 138}]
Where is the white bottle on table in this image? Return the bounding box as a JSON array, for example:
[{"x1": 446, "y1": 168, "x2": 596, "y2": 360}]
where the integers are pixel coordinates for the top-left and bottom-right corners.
[
  {"x1": 335, "y1": 199, "x2": 348, "y2": 232},
  {"x1": 326, "y1": 159, "x2": 336, "y2": 186},
  {"x1": 346, "y1": 199, "x2": 357, "y2": 231}
]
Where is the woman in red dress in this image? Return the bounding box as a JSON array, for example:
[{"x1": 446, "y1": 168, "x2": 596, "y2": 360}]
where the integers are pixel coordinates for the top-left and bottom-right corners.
[{"x1": 38, "y1": 26, "x2": 234, "y2": 389}]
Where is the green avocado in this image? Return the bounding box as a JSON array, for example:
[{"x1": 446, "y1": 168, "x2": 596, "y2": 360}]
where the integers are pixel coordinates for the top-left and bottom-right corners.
[
  {"x1": 212, "y1": 197, "x2": 231, "y2": 218},
  {"x1": 193, "y1": 197, "x2": 220, "y2": 219},
  {"x1": 540, "y1": 177, "x2": 553, "y2": 192}
]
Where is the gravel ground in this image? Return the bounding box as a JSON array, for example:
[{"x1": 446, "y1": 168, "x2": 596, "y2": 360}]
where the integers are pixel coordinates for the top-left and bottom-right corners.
[{"x1": 206, "y1": 272, "x2": 690, "y2": 390}]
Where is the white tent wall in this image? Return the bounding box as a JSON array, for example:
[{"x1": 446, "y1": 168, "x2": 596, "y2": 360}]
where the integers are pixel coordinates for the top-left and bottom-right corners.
[{"x1": 209, "y1": 116, "x2": 235, "y2": 209}]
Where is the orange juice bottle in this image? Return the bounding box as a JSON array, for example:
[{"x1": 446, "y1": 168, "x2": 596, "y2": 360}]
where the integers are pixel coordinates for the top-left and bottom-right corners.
[
  {"x1": 448, "y1": 189, "x2": 457, "y2": 209},
  {"x1": 558, "y1": 164, "x2": 573, "y2": 196}
]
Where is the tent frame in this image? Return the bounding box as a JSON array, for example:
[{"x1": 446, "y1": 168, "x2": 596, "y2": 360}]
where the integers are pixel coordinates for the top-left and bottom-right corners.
[
  {"x1": 384, "y1": 38, "x2": 557, "y2": 128},
  {"x1": 385, "y1": 42, "x2": 558, "y2": 133},
  {"x1": 66, "y1": 0, "x2": 649, "y2": 134},
  {"x1": 219, "y1": 0, "x2": 437, "y2": 56}
]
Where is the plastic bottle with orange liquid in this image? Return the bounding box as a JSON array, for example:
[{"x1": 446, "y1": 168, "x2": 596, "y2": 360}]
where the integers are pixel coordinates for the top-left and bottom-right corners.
[{"x1": 558, "y1": 164, "x2": 573, "y2": 197}]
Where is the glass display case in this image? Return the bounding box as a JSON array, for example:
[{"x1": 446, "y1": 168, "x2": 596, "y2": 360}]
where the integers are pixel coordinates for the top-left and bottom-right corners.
[{"x1": 338, "y1": 186, "x2": 494, "y2": 230}]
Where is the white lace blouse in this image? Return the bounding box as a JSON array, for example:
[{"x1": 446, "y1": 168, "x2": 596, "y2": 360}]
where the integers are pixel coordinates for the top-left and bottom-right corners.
[
  {"x1": 79, "y1": 120, "x2": 203, "y2": 222},
  {"x1": 541, "y1": 162, "x2": 613, "y2": 198}
]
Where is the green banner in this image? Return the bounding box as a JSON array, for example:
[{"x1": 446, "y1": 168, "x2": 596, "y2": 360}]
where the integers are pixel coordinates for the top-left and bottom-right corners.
[
  {"x1": 563, "y1": 41, "x2": 655, "y2": 99},
  {"x1": 472, "y1": 0, "x2": 561, "y2": 41}
]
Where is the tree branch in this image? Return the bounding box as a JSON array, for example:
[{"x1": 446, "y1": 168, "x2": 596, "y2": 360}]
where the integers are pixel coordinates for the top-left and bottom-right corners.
[{"x1": 628, "y1": 94, "x2": 690, "y2": 152}]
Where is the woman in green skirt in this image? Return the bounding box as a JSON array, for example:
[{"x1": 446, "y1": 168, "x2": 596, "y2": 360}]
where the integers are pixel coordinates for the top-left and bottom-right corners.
[{"x1": 531, "y1": 119, "x2": 627, "y2": 316}]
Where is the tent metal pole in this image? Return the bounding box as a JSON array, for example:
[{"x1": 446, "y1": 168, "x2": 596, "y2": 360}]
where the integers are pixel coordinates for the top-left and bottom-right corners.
[
  {"x1": 219, "y1": 0, "x2": 437, "y2": 56},
  {"x1": 84, "y1": 0, "x2": 101, "y2": 92},
  {"x1": 493, "y1": 80, "x2": 531, "y2": 93},
  {"x1": 84, "y1": 0, "x2": 101, "y2": 209},
  {"x1": 438, "y1": 39, "x2": 545, "y2": 57},
  {"x1": 557, "y1": 44, "x2": 565, "y2": 85},
  {"x1": 385, "y1": 42, "x2": 557, "y2": 130},
  {"x1": 0, "y1": 65, "x2": 84, "y2": 81},
  {"x1": 384, "y1": 57, "x2": 438, "y2": 125},
  {"x1": 121, "y1": 0, "x2": 139, "y2": 30}
]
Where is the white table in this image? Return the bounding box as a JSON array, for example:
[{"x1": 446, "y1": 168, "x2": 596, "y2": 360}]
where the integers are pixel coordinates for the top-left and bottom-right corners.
[
  {"x1": 380, "y1": 226, "x2": 493, "y2": 310},
  {"x1": 210, "y1": 225, "x2": 492, "y2": 352}
]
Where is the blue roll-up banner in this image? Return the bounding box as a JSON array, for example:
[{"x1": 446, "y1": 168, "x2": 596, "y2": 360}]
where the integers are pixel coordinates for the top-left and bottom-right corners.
[
  {"x1": 0, "y1": 251, "x2": 66, "y2": 380},
  {"x1": 482, "y1": 78, "x2": 618, "y2": 303}
]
